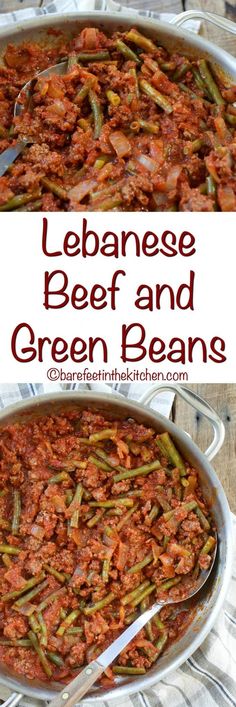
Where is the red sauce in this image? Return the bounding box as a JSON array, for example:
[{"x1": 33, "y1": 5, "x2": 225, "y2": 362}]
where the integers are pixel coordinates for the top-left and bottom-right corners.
[
  {"x1": 0, "y1": 408, "x2": 215, "y2": 683},
  {"x1": 0, "y1": 26, "x2": 235, "y2": 211}
]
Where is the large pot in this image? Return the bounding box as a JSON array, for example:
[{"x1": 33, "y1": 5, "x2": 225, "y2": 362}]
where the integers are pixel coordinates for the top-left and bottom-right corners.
[
  {"x1": 0, "y1": 9, "x2": 236, "y2": 81},
  {"x1": 0, "y1": 384, "x2": 233, "y2": 706}
]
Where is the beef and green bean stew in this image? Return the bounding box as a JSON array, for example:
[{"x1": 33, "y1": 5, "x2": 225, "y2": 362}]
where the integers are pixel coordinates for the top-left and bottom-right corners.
[
  {"x1": 1, "y1": 26, "x2": 236, "y2": 211},
  {"x1": 0, "y1": 408, "x2": 216, "y2": 685}
]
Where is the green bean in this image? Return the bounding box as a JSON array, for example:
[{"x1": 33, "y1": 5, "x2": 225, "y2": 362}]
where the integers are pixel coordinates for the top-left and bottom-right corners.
[
  {"x1": 117, "y1": 502, "x2": 139, "y2": 531},
  {"x1": 89, "y1": 90, "x2": 103, "y2": 139},
  {"x1": 67, "y1": 54, "x2": 77, "y2": 70},
  {"x1": 106, "y1": 89, "x2": 121, "y2": 107},
  {"x1": 128, "y1": 553, "x2": 153, "y2": 575},
  {"x1": 139, "y1": 78, "x2": 173, "y2": 114},
  {"x1": 102, "y1": 558, "x2": 110, "y2": 583},
  {"x1": 0, "y1": 192, "x2": 41, "y2": 212},
  {"x1": 89, "y1": 499, "x2": 133, "y2": 508},
  {"x1": 198, "y1": 60, "x2": 224, "y2": 105},
  {"x1": 57, "y1": 609, "x2": 80, "y2": 636},
  {"x1": 60, "y1": 608, "x2": 67, "y2": 621},
  {"x1": 138, "y1": 118, "x2": 159, "y2": 134},
  {"x1": 84, "y1": 591, "x2": 115, "y2": 616},
  {"x1": 11, "y1": 490, "x2": 21, "y2": 535},
  {"x1": 47, "y1": 651, "x2": 64, "y2": 667},
  {"x1": 116, "y1": 38, "x2": 140, "y2": 63},
  {"x1": 77, "y1": 437, "x2": 92, "y2": 445},
  {"x1": 153, "y1": 614, "x2": 165, "y2": 631},
  {"x1": 132, "y1": 583, "x2": 156, "y2": 608},
  {"x1": 15, "y1": 198, "x2": 43, "y2": 212},
  {"x1": 76, "y1": 51, "x2": 110, "y2": 62},
  {"x1": 113, "y1": 665, "x2": 146, "y2": 675},
  {"x1": 92, "y1": 195, "x2": 122, "y2": 211},
  {"x1": 125, "y1": 610, "x2": 139, "y2": 625},
  {"x1": 36, "y1": 587, "x2": 66, "y2": 613},
  {"x1": 0, "y1": 490, "x2": 7, "y2": 497},
  {"x1": 114, "y1": 459, "x2": 160, "y2": 483},
  {"x1": 44, "y1": 563, "x2": 66, "y2": 584},
  {"x1": 29, "y1": 614, "x2": 41, "y2": 634},
  {"x1": 88, "y1": 455, "x2": 111, "y2": 471},
  {"x1": 155, "y1": 631, "x2": 168, "y2": 655},
  {"x1": 195, "y1": 506, "x2": 210, "y2": 531},
  {"x1": 66, "y1": 490, "x2": 74, "y2": 506},
  {"x1": 74, "y1": 80, "x2": 92, "y2": 104},
  {"x1": 66, "y1": 626, "x2": 83, "y2": 635},
  {"x1": 140, "y1": 597, "x2": 154, "y2": 641},
  {"x1": 126, "y1": 28, "x2": 157, "y2": 53},
  {"x1": 200, "y1": 535, "x2": 216, "y2": 555},
  {"x1": 14, "y1": 580, "x2": 48, "y2": 609},
  {"x1": 156, "y1": 577, "x2": 181, "y2": 592},
  {"x1": 2, "y1": 554, "x2": 12, "y2": 568},
  {"x1": 225, "y1": 113, "x2": 236, "y2": 126},
  {"x1": 70, "y1": 483, "x2": 83, "y2": 528},
  {"x1": 192, "y1": 66, "x2": 209, "y2": 94},
  {"x1": 173, "y1": 62, "x2": 190, "y2": 81},
  {"x1": 146, "y1": 504, "x2": 159, "y2": 525},
  {"x1": 0, "y1": 544, "x2": 21, "y2": 557},
  {"x1": 179, "y1": 83, "x2": 200, "y2": 100},
  {"x1": 163, "y1": 535, "x2": 170, "y2": 549},
  {"x1": 28, "y1": 631, "x2": 52, "y2": 678},
  {"x1": 0, "y1": 638, "x2": 32, "y2": 647},
  {"x1": 156, "y1": 433, "x2": 186, "y2": 475},
  {"x1": 0, "y1": 518, "x2": 10, "y2": 530},
  {"x1": 206, "y1": 175, "x2": 216, "y2": 197},
  {"x1": 89, "y1": 429, "x2": 117, "y2": 443},
  {"x1": 38, "y1": 611, "x2": 48, "y2": 646},
  {"x1": 87, "y1": 509, "x2": 105, "y2": 528},
  {"x1": 47, "y1": 471, "x2": 69, "y2": 484},
  {"x1": 41, "y1": 177, "x2": 68, "y2": 201},
  {"x1": 121, "y1": 580, "x2": 150, "y2": 606},
  {"x1": 94, "y1": 449, "x2": 125, "y2": 473},
  {"x1": 163, "y1": 500, "x2": 198, "y2": 521},
  {"x1": 184, "y1": 138, "x2": 206, "y2": 155},
  {"x1": 106, "y1": 508, "x2": 123, "y2": 517},
  {"x1": 155, "y1": 490, "x2": 171, "y2": 513}
]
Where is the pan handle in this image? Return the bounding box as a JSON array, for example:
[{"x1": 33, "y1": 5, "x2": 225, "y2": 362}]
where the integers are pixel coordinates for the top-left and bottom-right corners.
[
  {"x1": 170, "y1": 10, "x2": 236, "y2": 35},
  {"x1": 139, "y1": 384, "x2": 225, "y2": 461},
  {"x1": 1, "y1": 694, "x2": 23, "y2": 707}
]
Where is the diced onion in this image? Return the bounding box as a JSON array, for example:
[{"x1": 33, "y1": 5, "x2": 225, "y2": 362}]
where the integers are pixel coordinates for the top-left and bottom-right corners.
[
  {"x1": 136, "y1": 154, "x2": 157, "y2": 173},
  {"x1": 166, "y1": 165, "x2": 183, "y2": 192},
  {"x1": 82, "y1": 28, "x2": 99, "y2": 50},
  {"x1": 49, "y1": 99, "x2": 66, "y2": 117},
  {"x1": 109, "y1": 131, "x2": 131, "y2": 158},
  {"x1": 68, "y1": 180, "x2": 97, "y2": 203},
  {"x1": 30, "y1": 524, "x2": 45, "y2": 540}
]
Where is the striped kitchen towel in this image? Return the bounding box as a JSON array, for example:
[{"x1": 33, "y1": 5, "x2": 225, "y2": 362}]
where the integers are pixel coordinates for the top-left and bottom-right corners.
[
  {"x1": 0, "y1": 382, "x2": 235, "y2": 707},
  {"x1": 0, "y1": 0, "x2": 201, "y2": 33}
]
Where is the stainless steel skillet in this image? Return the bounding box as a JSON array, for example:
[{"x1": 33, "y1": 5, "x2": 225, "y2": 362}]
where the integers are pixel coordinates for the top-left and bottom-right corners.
[{"x1": 0, "y1": 384, "x2": 233, "y2": 706}]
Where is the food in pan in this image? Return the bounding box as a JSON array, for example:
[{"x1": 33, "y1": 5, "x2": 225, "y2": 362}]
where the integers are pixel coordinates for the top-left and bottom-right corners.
[
  {"x1": 0, "y1": 408, "x2": 216, "y2": 684},
  {"x1": 0, "y1": 26, "x2": 236, "y2": 211}
]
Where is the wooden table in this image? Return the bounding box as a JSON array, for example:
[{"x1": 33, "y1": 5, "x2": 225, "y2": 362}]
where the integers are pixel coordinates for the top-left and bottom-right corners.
[
  {"x1": 172, "y1": 384, "x2": 236, "y2": 513},
  {"x1": 1, "y1": 1, "x2": 236, "y2": 57}
]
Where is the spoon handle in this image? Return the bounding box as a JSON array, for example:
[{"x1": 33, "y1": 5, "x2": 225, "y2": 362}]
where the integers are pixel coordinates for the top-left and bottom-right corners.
[
  {"x1": 49, "y1": 602, "x2": 163, "y2": 707},
  {"x1": 0, "y1": 140, "x2": 28, "y2": 177},
  {"x1": 48, "y1": 660, "x2": 104, "y2": 707}
]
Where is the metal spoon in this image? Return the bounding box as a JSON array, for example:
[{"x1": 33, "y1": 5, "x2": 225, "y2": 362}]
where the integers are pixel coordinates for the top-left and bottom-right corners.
[
  {"x1": 49, "y1": 533, "x2": 217, "y2": 707},
  {"x1": 0, "y1": 62, "x2": 67, "y2": 178}
]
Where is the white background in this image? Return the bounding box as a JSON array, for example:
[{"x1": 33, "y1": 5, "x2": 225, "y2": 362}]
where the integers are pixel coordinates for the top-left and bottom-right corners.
[{"x1": 0, "y1": 211, "x2": 235, "y2": 383}]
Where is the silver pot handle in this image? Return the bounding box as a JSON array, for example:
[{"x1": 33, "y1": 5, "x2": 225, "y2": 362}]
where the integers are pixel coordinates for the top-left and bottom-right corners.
[
  {"x1": 1, "y1": 695, "x2": 23, "y2": 707},
  {"x1": 139, "y1": 384, "x2": 225, "y2": 461},
  {"x1": 170, "y1": 10, "x2": 236, "y2": 36}
]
